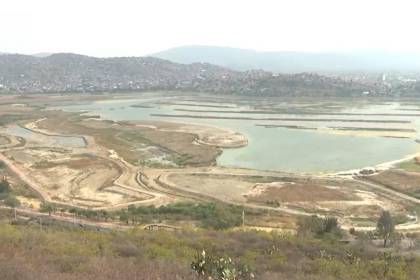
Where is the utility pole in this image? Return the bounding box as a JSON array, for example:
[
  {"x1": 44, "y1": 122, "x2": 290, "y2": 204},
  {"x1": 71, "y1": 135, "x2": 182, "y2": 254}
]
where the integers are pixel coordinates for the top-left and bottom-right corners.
[{"x1": 242, "y1": 209, "x2": 245, "y2": 228}]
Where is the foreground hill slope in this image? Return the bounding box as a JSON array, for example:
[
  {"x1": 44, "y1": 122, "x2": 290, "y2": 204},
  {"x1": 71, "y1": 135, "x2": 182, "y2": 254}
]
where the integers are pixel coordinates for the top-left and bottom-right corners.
[
  {"x1": 0, "y1": 53, "x2": 373, "y2": 96},
  {"x1": 0, "y1": 220, "x2": 419, "y2": 280}
]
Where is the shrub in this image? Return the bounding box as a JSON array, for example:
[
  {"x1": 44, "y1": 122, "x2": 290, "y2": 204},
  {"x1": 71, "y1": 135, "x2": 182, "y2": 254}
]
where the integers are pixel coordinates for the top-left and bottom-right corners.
[
  {"x1": 200, "y1": 204, "x2": 242, "y2": 230},
  {"x1": 50, "y1": 255, "x2": 88, "y2": 273},
  {"x1": 191, "y1": 250, "x2": 254, "y2": 280},
  {"x1": 39, "y1": 202, "x2": 56, "y2": 215},
  {"x1": 4, "y1": 195, "x2": 20, "y2": 209},
  {"x1": 297, "y1": 215, "x2": 342, "y2": 239},
  {"x1": 120, "y1": 202, "x2": 244, "y2": 229}
]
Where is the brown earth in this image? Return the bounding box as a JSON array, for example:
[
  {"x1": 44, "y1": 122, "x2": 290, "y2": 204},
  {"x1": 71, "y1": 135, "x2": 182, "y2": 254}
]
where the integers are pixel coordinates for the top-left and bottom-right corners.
[
  {"x1": 246, "y1": 182, "x2": 357, "y2": 203},
  {"x1": 366, "y1": 170, "x2": 420, "y2": 197},
  {"x1": 37, "y1": 116, "x2": 222, "y2": 167},
  {"x1": 0, "y1": 135, "x2": 10, "y2": 146}
]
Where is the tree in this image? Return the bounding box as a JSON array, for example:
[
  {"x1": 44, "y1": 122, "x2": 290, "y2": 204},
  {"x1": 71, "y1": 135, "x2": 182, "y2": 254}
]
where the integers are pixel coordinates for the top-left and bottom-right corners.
[
  {"x1": 40, "y1": 202, "x2": 56, "y2": 216},
  {"x1": 0, "y1": 178, "x2": 11, "y2": 193},
  {"x1": 4, "y1": 195, "x2": 20, "y2": 220},
  {"x1": 377, "y1": 211, "x2": 394, "y2": 247},
  {"x1": 324, "y1": 217, "x2": 340, "y2": 233},
  {"x1": 100, "y1": 210, "x2": 109, "y2": 222},
  {"x1": 69, "y1": 207, "x2": 78, "y2": 215},
  {"x1": 297, "y1": 215, "x2": 342, "y2": 239},
  {"x1": 201, "y1": 204, "x2": 242, "y2": 230},
  {"x1": 119, "y1": 211, "x2": 129, "y2": 224},
  {"x1": 4, "y1": 195, "x2": 20, "y2": 208},
  {"x1": 297, "y1": 215, "x2": 324, "y2": 237}
]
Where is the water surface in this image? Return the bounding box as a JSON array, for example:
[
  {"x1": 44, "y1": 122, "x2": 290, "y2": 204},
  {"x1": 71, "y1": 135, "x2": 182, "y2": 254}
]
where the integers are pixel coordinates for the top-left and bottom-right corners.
[{"x1": 5, "y1": 125, "x2": 86, "y2": 148}]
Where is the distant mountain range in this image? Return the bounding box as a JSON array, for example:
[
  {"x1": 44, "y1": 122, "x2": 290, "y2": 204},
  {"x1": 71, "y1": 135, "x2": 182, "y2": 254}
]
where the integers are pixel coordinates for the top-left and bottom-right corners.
[
  {"x1": 0, "y1": 52, "x2": 53, "y2": 57},
  {"x1": 153, "y1": 46, "x2": 420, "y2": 73},
  {"x1": 0, "y1": 52, "x2": 409, "y2": 96}
]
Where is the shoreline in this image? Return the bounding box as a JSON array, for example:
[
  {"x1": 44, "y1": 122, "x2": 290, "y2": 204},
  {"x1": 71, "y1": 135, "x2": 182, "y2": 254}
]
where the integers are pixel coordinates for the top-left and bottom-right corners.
[
  {"x1": 133, "y1": 119, "x2": 248, "y2": 149},
  {"x1": 150, "y1": 113, "x2": 411, "y2": 124},
  {"x1": 335, "y1": 152, "x2": 420, "y2": 178}
]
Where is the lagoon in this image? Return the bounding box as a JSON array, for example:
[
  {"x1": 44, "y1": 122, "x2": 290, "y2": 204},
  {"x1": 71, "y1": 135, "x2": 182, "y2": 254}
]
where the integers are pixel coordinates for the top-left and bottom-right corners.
[{"x1": 56, "y1": 97, "x2": 418, "y2": 173}]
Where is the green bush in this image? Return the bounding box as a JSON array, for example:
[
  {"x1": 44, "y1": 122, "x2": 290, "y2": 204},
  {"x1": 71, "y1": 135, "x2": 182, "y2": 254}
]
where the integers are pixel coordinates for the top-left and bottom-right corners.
[
  {"x1": 200, "y1": 204, "x2": 242, "y2": 230},
  {"x1": 39, "y1": 202, "x2": 56, "y2": 215},
  {"x1": 191, "y1": 250, "x2": 254, "y2": 280},
  {"x1": 297, "y1": 215, "x2": 342, "y2": 239},
  {"x1": 4, "y1": 195, "x2": 20, "y2": 208},
  {"x1": 0, "y1": 178, "x2": 11, "y2": 194},
  {"x1": 120, "y1": 202, "x2": 244, "y2": 229}
]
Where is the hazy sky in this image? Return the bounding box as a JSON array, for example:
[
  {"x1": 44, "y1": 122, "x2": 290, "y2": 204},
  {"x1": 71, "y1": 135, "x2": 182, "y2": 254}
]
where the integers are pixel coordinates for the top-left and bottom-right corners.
[{"x1": 1, "y1": 0, "x2": 419, "y2": 57}]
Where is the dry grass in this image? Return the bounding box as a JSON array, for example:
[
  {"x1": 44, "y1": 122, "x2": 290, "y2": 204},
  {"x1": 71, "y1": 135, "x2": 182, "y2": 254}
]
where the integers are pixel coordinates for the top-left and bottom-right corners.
[
  {"x1": 1, "y1": 221, "x2": 420, "y2": 280},
  {"x1": 166, "y1": 173, "x2": 256, "y2": 203},
  {"x1": 32, "y1": 155, "x2": 118, "y2": 171},
  {"x1": 397, "y1": 159, "x2": 420, "y2": 173},
  {"x1": 368, "y1": 170, "x2": 420, "y2": 196},
  {"x1": 0, "y1": 135, "x2": 11, "y2": 145},
  {"x1": 37, "y1": 115, "x2": 221, "y2": 167},
  {"x1": 247, "y1": 183, "x2": 357, "y2": 204}
]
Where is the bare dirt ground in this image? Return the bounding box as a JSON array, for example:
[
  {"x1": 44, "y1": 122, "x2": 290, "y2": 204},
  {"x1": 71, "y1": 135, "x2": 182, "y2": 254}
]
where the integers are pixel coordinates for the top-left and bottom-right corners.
[
  {"x1": 319, "y1": 127, "x2": 417, "y2": 138},
  {"x1": 0, "y1": 135, "x2": 10, "y2": 145},
  {"x1": 245, "y1": 181, "x2": 358, "y2": 203},
  {"x1": 367, "y1": 170, "x2": 420, "y2": 194},
  {"x1": 0, "y1": 109, "x2": 158, "y2": 209},
  {"x1": 160, "y1": 170, "x2": 412, "y2": 228}
]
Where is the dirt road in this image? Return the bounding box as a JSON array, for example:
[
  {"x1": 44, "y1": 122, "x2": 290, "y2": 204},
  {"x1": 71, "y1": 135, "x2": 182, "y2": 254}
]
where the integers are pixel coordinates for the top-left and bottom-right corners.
[
  {"x1": 355, "y1": 179, "x2": 420, "y2": 205},
  {"x1": 0, "y1": 205, "x2": 129, "y2": 230}
]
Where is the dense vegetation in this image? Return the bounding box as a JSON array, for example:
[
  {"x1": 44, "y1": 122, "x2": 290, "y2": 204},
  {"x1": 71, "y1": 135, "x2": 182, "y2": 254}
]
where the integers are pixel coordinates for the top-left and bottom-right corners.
[
  {"x1": 0, "y1": 219, "x2": 419, "y2": 280},
  {"x1": 119, "y1": 203, "x2": 246, "y2": 229},
  {"x1": 297, "y1": 215, "x2": 343, "y2": 240},
  {"x1": 61, "y1": 202, "x2": 250, "y2": 230}
]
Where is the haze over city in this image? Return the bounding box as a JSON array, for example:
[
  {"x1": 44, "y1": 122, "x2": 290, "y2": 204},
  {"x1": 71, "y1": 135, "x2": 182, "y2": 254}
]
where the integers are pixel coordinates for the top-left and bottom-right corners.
[{"x1": 1, "y1": 0, "x2": 420, "y2": 57}]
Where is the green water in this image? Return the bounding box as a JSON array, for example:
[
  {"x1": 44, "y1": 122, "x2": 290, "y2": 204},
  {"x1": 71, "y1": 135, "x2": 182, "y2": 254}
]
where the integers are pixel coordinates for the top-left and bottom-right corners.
[{"x1": 56, "y1": 98, "x2": 418, "y2": 173}]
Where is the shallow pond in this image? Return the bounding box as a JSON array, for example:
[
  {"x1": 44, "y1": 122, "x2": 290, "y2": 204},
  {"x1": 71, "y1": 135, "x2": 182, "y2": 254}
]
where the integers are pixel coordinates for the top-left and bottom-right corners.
[{"x1": 5, "y1": 125, "x2": 86, "y2": 148}]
